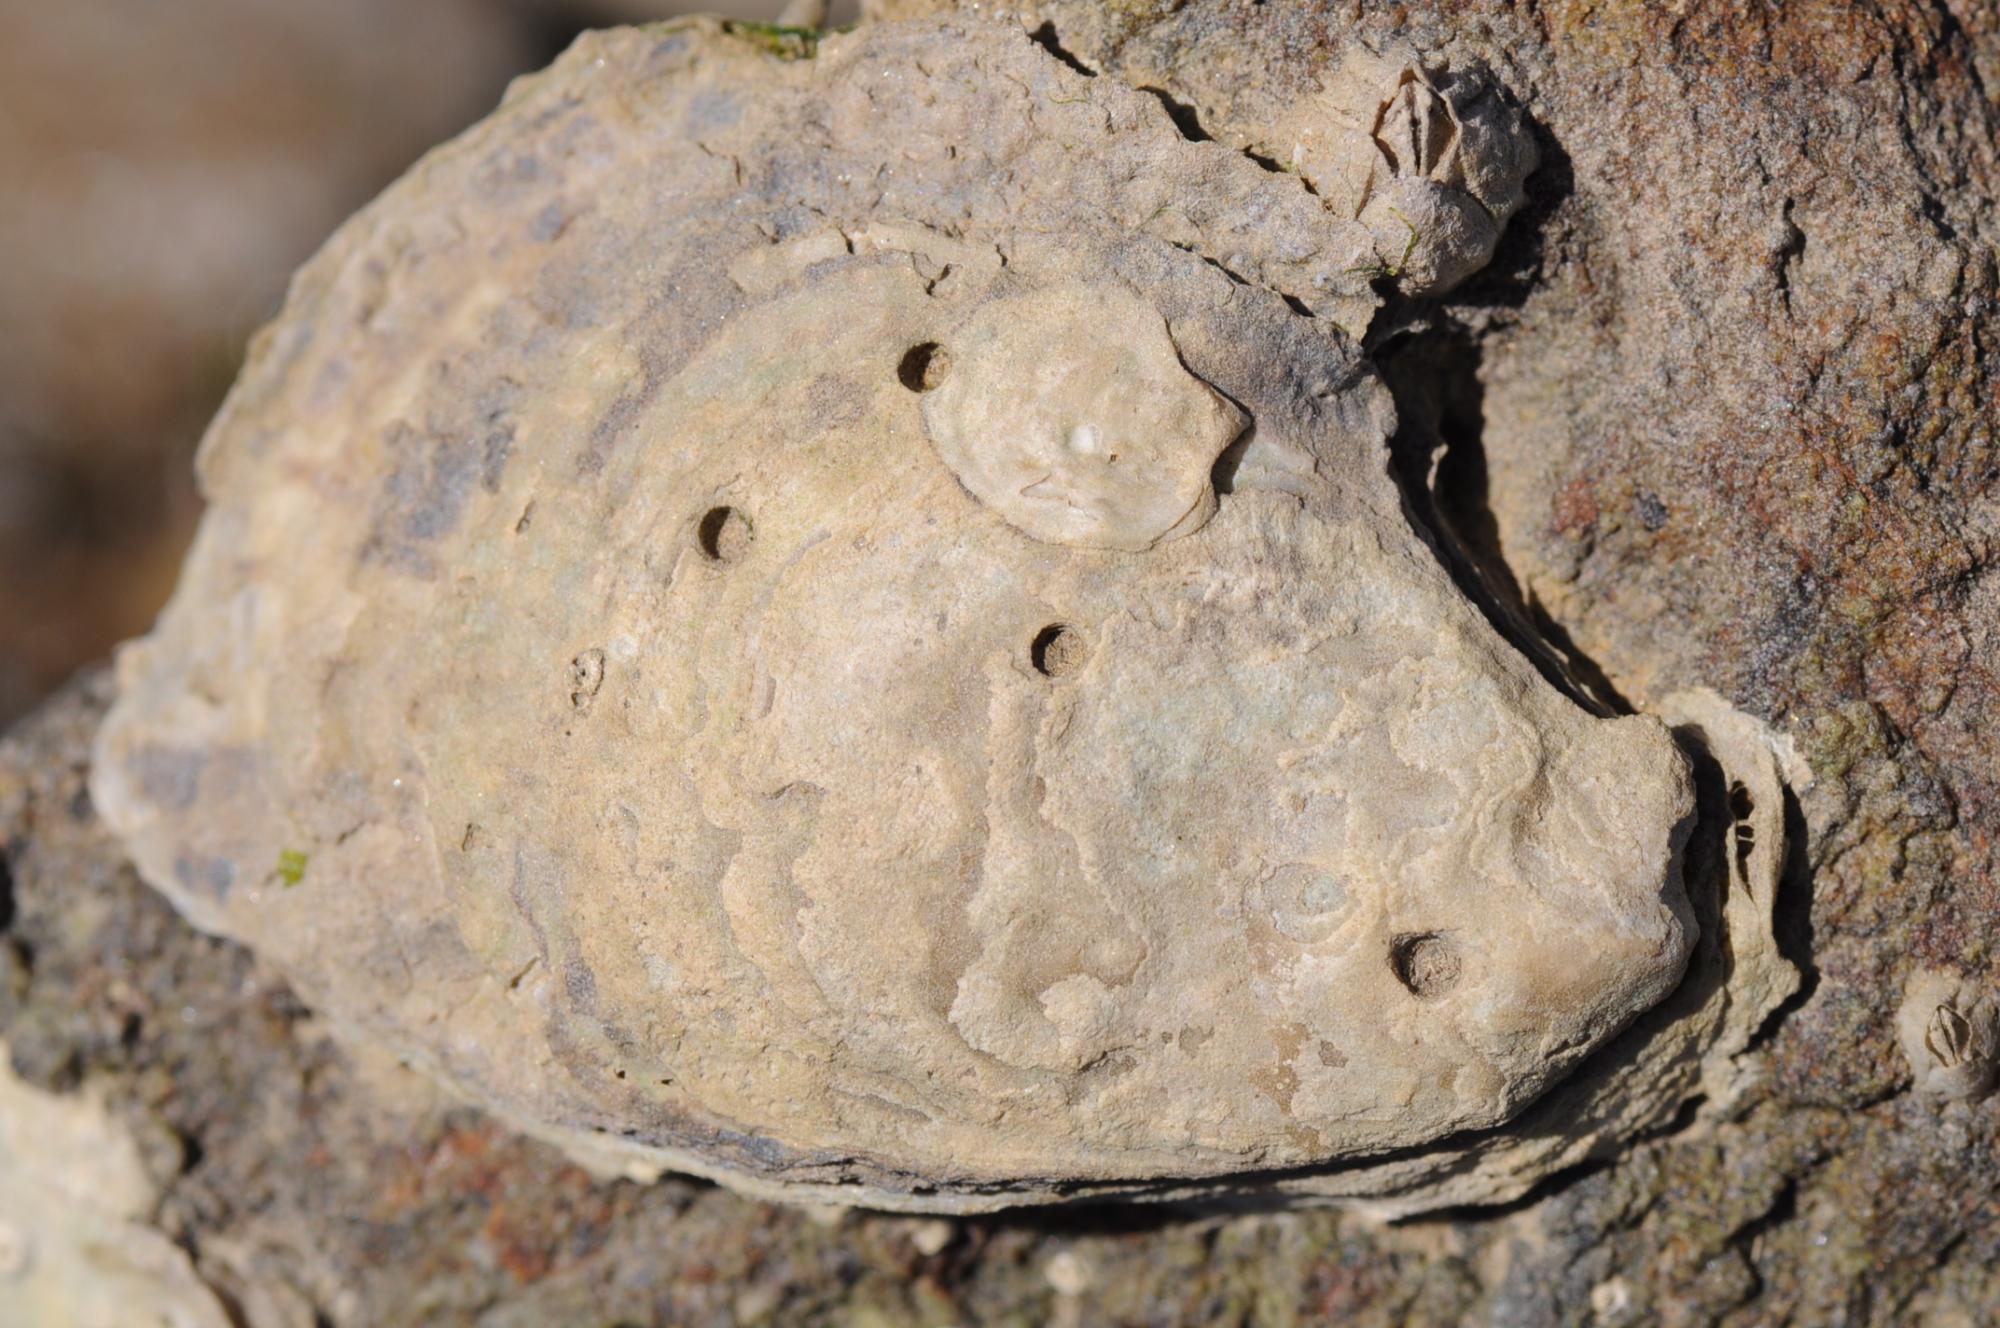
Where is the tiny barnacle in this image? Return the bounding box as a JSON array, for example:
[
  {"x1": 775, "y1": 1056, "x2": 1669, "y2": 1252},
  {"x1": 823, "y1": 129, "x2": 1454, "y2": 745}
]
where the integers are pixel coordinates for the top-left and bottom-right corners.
[
  {"x1": 1925, "y1": 1003, "x2": 1974, "y2": 1068},
  {"x1": 1899, "y1": 967, "x2": 1998, "y2": 1102}
]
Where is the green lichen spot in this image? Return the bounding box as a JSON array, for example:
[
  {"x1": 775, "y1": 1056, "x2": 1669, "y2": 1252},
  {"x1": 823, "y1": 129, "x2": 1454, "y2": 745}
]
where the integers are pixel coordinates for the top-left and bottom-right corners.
[
  {"x1": 1346, "y1": 209, "x2": 1423, "y2": 281},
  {"x1": 723, "y1": 20, "x2": 821, "y2": 60},
  {"x1": 276, "y1": 849, "x2": 309, "y2": 889}
]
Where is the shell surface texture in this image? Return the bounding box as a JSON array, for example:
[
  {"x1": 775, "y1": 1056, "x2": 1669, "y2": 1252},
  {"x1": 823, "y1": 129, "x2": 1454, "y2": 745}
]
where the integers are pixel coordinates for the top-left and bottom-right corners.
[{"x1": 92, "y1": 17, "x2": 1777, "y2": 1213}]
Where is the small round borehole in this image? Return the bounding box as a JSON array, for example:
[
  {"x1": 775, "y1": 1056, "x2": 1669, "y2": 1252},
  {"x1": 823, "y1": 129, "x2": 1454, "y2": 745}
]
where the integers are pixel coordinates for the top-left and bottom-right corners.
[
  {"x1": 1390, "y1": 932, "x2": 1460, "y2": 1000},
  {"x1": 1030, "y1": 624, "x2": 1087, "y2": 678},
  {"x1": 696, "y1": 505, "x2": 752, "y2": 562},
  {"x1": 897, "y1": 341, "x2": 951, "y2": 392}
]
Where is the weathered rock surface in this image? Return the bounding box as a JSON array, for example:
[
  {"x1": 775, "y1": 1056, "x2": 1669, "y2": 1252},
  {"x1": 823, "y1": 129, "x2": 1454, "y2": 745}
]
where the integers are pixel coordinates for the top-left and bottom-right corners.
[{"x1": 88, "y1": 13, "x2": 1765, "y2": 1212}]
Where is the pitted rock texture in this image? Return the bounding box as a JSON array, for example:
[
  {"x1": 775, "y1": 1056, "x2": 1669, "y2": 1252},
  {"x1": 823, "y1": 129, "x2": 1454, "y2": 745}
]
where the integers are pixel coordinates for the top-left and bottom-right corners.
[{"x1": 90, "y1": 15, "x2": 1776, "y2": 1213}]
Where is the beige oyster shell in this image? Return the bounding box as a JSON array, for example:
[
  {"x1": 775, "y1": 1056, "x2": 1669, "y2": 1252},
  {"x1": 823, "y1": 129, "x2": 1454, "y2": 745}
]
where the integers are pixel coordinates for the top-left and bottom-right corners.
[{"x1": 89, "y1": 16, "x2": 1771, "y2": 1214}]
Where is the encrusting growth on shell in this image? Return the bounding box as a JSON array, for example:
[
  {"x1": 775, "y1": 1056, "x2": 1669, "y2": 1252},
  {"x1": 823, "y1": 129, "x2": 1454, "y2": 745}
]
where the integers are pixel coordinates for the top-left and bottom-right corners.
[
  {"x1": 1272, "y1": 45, "x2": 1538, "y2": 295},
  {"x1": 1898, "y1": 968, "x2": 1998, "y2": 1102},
  {"x1": 922, "y1": 284, "x2": 1247, "y2": 552}
]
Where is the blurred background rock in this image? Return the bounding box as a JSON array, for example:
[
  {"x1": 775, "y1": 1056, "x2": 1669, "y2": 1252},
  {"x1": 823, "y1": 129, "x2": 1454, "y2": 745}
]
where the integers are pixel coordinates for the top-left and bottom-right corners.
[{"x1": 0, "y1": 0, "x2": 849, "y2": 728}]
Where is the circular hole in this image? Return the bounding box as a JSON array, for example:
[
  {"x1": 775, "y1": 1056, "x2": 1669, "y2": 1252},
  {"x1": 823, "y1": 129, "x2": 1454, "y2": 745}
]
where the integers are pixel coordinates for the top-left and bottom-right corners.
[
  {"x1": 1030, "y1": 624, "x2": 1088, "y2": 678},
  {"x1": 1390, "y1": 932, "x2": 1460, "y2": 1000},
  {"x1": 897, "y1": 341, "x2": 951, "y2": 392},
  {"x1": 696, "y1": 505, "x2": 752, "y2": 562}
]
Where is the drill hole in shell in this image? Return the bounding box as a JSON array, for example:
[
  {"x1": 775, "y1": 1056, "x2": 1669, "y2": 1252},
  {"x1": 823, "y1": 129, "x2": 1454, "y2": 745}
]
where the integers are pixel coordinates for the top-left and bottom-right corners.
[
  {"x1": 696, "y1": 506, "x2": 752, "y2": 563},
  {"x1": 1390, "y1": 932, "x2": 1461, "y2": 1000},
  {"x1": 1030, "y1": 624, "x2": 1087, "y2": 678},
  {"x1": 897, "y1": 341, "x2": 951, "y2": 392}
]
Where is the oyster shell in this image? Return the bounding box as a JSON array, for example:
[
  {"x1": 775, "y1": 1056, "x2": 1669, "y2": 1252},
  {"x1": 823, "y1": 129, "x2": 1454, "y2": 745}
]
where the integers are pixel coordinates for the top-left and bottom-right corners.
[{"x1": 91, "y1": 17, "x2": 1790, "y2": 1213}]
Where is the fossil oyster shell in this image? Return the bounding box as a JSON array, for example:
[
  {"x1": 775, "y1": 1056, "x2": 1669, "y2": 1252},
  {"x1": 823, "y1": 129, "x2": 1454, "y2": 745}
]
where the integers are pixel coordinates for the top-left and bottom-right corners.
[{"x1": 91, "y1": 16, "x2": 1782, "y2": 1214}]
